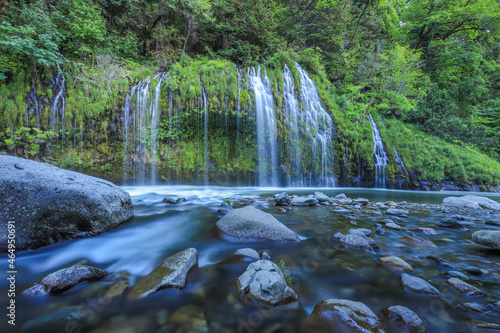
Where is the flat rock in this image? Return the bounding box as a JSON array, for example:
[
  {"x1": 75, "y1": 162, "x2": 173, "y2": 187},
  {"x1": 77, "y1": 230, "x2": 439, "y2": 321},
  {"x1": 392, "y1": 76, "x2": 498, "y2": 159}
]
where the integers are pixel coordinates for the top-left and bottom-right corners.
[
  {"x1": 237, "y1": 260, "x2": 298, "y2": 306},
  {"x1": 128, "y1": 248, "x2": 197, "y2": 299},
  {"x1": 234, "y1": 248, "x2": 260, "y2": 262},
  {"x1": 386, "y1": 222, "x2": 402, "y2": 230},
  {"x1": 216, "y1": 206, "x2": 300, "y2": 243},
  {"x1": 403, "y1": 236, "x2": 437, "y2": 249},
  {"x1": 314, "y1": 191, "x2": 330, "y2": 203},
  {"x1": 386, "y1": 209, "x2": 409, "y2": 217},
  {"x1": 274, "y1": 192, "x2": 290, "y2": 206},
  {"x1": 302, "y1": 299, "x2": 386, "y2": 333},
  {"x1": 347, "y1": 229, "x2": 367, "y2": 239},
  {"x1": 339, "y1": 235, "x2": 376, "y2": 254},
  {"x1": 379, "y1": 256, "x2": 414, "y2": 272},
  {"x1": 446, "y1": 278, "x2": 484, "y2": 296},
  {"x1": 333, "y1": 208, "x2": 355, "y2": 214},
  {"x1": 401, "y1": 273, "x2": 441, "y2": 297},
  {"x1": 0, "y1": 156, "x2": 133, "y2": 253},
  {"x1": 291, "y1": 197, "x2": 319, "y2": 206},
  {"x1": 472, "y1": 230, "x2": 500, "y2": 250},
  {"x1": 23, "y1": 265, "x2": 107, "y2": 296},
  {"x1": 416, "y1": 228, "x2": 437, "y2": 236},
  {"x1": 381, "y1": 305, "x2": 426, "y2": 333}
]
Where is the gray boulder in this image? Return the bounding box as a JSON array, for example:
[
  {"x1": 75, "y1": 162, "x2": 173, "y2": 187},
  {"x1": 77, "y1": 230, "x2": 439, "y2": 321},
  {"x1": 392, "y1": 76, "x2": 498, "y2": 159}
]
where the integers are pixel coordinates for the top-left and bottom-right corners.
[
  {"x1": 354, "y1": 198, "x2": 369, "y2": 206},
  {"x1": 386, "y1": 208, "x2": 409, "y2": 217},
  {"x1": 23, "y1": 265, "x2": 107, "y2": 296},
  {"x1": 379, "y1": 256, "x2": 414, "y2": 272},
  {"x1": 460, "y1": 195, "x2": 500, "y2": 210},
  {"x1": 237, "y1": 260, "x2": 298, "y2": 306},
  {"x1": 291, "y1": 197, "x2": 319, "y2": 206},
  {"x1": 274, "y1": 192, "x2": 291, "y2": 206},
  {"x1": 334, "y1": 193, "x2": 348, "y2": 200},
  {"x1": 302, "y1": 299, "x2": 386, "y2": 333},
  {"x1": 0, "y1": 156, "x2": 133, "y2": 253},
  {"x1": 314, "y1": 191, "x2": 330, "y2": 203},
  {"x1": 401, "y1": 273, "x2": 441, "y2": 297},
  {"x1": 339, "y1": 235, "x2": 376, "y2": 254},
  {"x1": 472, "y1": 230, "x2": 500, "y2": 250},
  {"x1": 128, "y1": 248, "x2": 197, "y2": 299},
  {"x1": 234, "y1": 248, "x2": 260, "y2": 262},
  {"x1": 216, "y1": 206, "x2": 300, "y2": 243},
  {"x1": 347, "y1": 229, "x2": 367, "y2": 239},
  {"x1": 381, "y1": 305, "x2": 426, "y2": 333},
  {"x1": 446, "y1": 278, "x2": 484, "y2": 296},
  {"x1": 438, "y1": 218, "x2": 466, "y2": 229}
]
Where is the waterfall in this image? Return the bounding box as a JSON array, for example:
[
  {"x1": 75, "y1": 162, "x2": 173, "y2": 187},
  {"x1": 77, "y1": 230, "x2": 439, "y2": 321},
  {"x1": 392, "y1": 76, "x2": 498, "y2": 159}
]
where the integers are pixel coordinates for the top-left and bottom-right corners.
[
  {"x1": 282, "y1": 65, "x2": 301, "y2": 186},
  {"x1": 392, "y1": 144, "x2": 407, "y2": 174},
  {"x1": 292, "y1": 62, "x2": 336, "y2": 187},
  {"x1": 123, "y1": 72, "x2": 168, "y2": 184},
  {"x1": 201, "y1": 81, "x2": 209, "y2": 185},
  {"x1": 52, "y1": 64, "x2": 67, "y2": 144},
  {"x1": 368, "y1": 114, "x2": 388, "y2": 188},
  {"x1": 247, "y1": 66, "x2": 279, "y2": 187}
]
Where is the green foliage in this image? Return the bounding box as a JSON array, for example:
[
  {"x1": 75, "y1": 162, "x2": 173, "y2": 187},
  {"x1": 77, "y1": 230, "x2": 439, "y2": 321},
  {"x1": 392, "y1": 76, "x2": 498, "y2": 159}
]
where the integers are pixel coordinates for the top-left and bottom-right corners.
[{"x1": 277, "y1": 259, "x2": 292, "y2": 288}]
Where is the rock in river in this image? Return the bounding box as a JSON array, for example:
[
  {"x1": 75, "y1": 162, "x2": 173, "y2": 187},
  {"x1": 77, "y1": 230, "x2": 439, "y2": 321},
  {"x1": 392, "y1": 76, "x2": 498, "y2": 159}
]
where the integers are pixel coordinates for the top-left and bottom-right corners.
[
  {"x1": 314, "y1": 191, "x2": 330, "y2": 203},
  {"x1": 386, "y1": 208, "x2": 409, "y2": 217},
  {"x1": 379, "y1": 256, "x2": 414, "y2": 272},
  {"x1": 401, "y1": 273, "x2": 442, "y2": 297},
  {"x1": 302, "y1": 299, "x2": 386, "y2": 333},
  {"x1": 128, "y1": 248, "x2": 197, "y2": 300},
  {"x1": 472, "y1": 230, "x2": 500, "y2": 250},
  {"x1": 446, "y1": 278, "x2": 484, "y2": 296},
  {"x1": 0, "y1": 155, "x2": 133, "y2": 253},
  {"x1": 22, "y1": 306, "x2": 93, "y2": 333},
  {"x1": 291, "y1": 197, "x2": 319, "y2": 206},
  {"x1": 23, "y1": 265, "x2": 107, "y2": 296},
  {"x1": 443, "y1": 195, "x2": 500, "y2": 211},
  {"x1": 438, "y1": 218, "x2": 466, "y2": 229},
  {"x1": 381, "y1": 305, "x2": 426, "y2": 333},
  {"x1": 274, "y1": 192, "x2": 291, "y2": 206},
  {"x1": 216, "y1": 206, "x2": 300, "y2": 243},
  {"x1": 237, "y1": 259, "x2": 298, "y2": 306},
  {"x1": 339, "y1": 235, "x2": 376, "y2": 254}
]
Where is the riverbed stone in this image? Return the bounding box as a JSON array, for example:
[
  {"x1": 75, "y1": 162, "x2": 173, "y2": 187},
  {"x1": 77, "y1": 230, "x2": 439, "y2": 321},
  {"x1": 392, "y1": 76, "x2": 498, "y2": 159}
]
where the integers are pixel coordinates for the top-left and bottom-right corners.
[
  {"x1": 416, "y1": 228, "x2": 437, "y2": 236},
  {"x1": 381, "y1": 305, "x2": 426, "y2": 333},
  {"x1": 291, "y1": 197, "x2": 319, "y2": 206},
  {"x1": 438, "y1": 218, "x2": 466, "y2": 229},
  {"x1": 456, "y1": 302, "x2": 488, "y2": 313},
  {"x1": 334, "y1": 193, "x2": 348, "y2": 200},
  {"x1": 23, "y1": 265, "x2": 107, "y2": 296},
  {"x1": 354, "y1": 198, "x2": 369, "y2": 206},
  {"x1": 314, "y1": 191, "x2": 330, "y2": 203},
  {"x1": 128, "y1": 248, "x2": 197, "y2": 300},
  {"x1": 274, "y1": 192, "x2": 291, "y2": 206},
  {"x1": 234, "y1": 248, "x2": 260, "y2": 262},
  {"x1": 237, "y1": 260, "x2": 298, "y2": 306},
  {"x1": 447, "y1": 271, "x2": 469, "y2": 280},
  {"x1": 302, "y1": 299, "x2": 386, "y2": 333},
  {"x1": 347, "y1": 229, "x2": 368, "y2": 239},
  {"x1": 446, "y1": 278, "x2": 484, "y2": 296},
  {"x1": 460, "y1": 195, "x2": 500, "y2": 210},
  {"x1": 379, "y1": 256, "x2": 414, "y2": 272},
  {"x1": 216, "y1": 206, "x2": 300, "y2": 243},
  {"x1": 472, "y1": 230, "x2": 500, "y2": 250},
  {"x1": 386, "y1": 208, "x2": 409, "y2": 217},
  {"x1": 386, "y1": 222, "x2": 402, "y2": 230},
  {"x1": 333, "y1": 207, "x2": 355, "y2": 214},
  {"x1": 22, "y1": 306, "x2": 93, "y2": 333},
  {"x1": 401, "y1": 273, "x2": 442, "y2": 296},
  {"x1": 339, "y1": 235, "x2": 376, "y2": 254},
  {"x1": 0, "y1": 155, "x2": 133, "y2": 253},
  {"x1": 403, "y1": 236, "x2": 437, "y2": 249}
]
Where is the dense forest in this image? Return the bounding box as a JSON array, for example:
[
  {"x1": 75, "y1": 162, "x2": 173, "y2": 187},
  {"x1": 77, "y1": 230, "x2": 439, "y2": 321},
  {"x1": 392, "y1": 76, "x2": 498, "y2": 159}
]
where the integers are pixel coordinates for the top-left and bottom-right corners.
[{"x1": 1, "y1": 0, "x2": 500, "y2": 189}]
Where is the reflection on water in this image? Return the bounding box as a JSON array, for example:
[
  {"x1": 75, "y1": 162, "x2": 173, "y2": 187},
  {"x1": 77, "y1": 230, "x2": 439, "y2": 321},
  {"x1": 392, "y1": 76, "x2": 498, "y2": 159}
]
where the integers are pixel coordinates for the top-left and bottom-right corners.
[{"x1": 1, "y1": 186, "x2": 500, "y2": 332}]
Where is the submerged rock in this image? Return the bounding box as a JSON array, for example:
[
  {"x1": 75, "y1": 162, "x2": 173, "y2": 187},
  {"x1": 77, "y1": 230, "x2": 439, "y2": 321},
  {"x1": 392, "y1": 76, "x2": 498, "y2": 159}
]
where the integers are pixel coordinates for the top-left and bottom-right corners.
[
  {"x1": 456, "y1": 302, "x2": 488, "y2": 313},
  {"x1": 379, "y1": 256, "x2": 414, "y2": 272},
  {"x1": 385, "y1": 222, "x2": 402, "y2": 230},
  {"x1": 401, "y1": 273, "x2": 441, "y2": 297},
  {"x1": 22, "y1": 306, "x2": 93, "y2": 333},
  {"x1": 302, "y1": 299, "x2": 386, "y2": 333},
  {"x1": 274, "y1": 192, "x2": 291, "y2": 206},
  {"x1": 291, "y1": 197, "x2": 319, "y2": 206},
  {"x1": 0, "y1": 155, "x2": 133, "y2": 253},
  {"x1": 23, "y1": 265, "x2": 107, "y2": 296},
  {"x1": 216, "y1": 206, "x2": 300, "y2": 243},
  {"x1": 381, "y1": 305, "x2": 426, "y2": 333},
  {"x1": 416, "y1": 228, "x2": 437, "y2": 236},
  {"x1": 339, "y1": 235, "x2": 376, "y2": 254},
  {"x1": 347, "y1": 229, "x2": 368, "y2": 239},
  {"x1": 447, "y1": 271, "x2": 469, "y2": 280},
  {"x1": 234, "y1": 248, "x2": 260, "y2": 262},
  {"x1": 402, "y1": 236, "x2": 437, "y2": 249},
  {"x1": 128, "y1": 248, "x2": 197, "y2": 300},
  {"x1": 446, "y1": 278, "x2": 484, "y2": 296},
  {"x1": 438, "y1": 218, "x2": 466, "y2": 229},
  {"x1": 237, "y1": 260, "x2": 298, "y2": 306},
  {"x1": 472, "y1": 230, "x2": 500, "y2": 250}
]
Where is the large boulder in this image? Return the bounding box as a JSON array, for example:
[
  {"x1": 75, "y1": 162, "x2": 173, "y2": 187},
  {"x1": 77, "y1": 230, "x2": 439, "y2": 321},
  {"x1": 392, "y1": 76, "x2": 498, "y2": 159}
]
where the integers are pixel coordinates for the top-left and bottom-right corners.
[
  {"x1": 302, "y1": 299, "x2": 386, "y2": 333},
  {"x1": 216, "y1": 206, "x2": 300, "y2": 243},
  {"x1": 339, "y1": 235, "x2": 376, "y2": 254},
  {"x1": 0, "y1": 156, "x2": 133, "y2": 253},
  {"x1": 237, "y1": 259, "x2": 298, "y2": 306},
  {"x1": 443, "y1": 195, "x2": 500, "y2": 211},
  {"x1": 472, "y1": 230, "x2": 500, "y2": 250},
  {"x1": 128, "y1": 248, "x2": 197, "y2": 300},
  {"x1": 23, "y1": 265, "x2": 107, "y2": 296},
  {"x1": 274, "y1": 192, "x2": 291, "y2": 206}
]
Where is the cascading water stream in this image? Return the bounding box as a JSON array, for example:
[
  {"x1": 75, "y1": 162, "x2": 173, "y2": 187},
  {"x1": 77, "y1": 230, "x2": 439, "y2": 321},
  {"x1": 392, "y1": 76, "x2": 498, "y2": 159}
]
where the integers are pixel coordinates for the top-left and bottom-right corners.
[
  {"x1": 201, "y1": 80, "x2": 209, "y2": 185},
  {"x1": 393, "y1": 144, "x2": 407, "y2": 174},
  {"x1": 52, "y1": 64, "x2": 67, "y2": 145},
  {"x1": 368, "y1": 114, "x2": 388, "y2": 188},
  {"x1": 247, "y1": 66, "x2": 279, "y2": 187}
]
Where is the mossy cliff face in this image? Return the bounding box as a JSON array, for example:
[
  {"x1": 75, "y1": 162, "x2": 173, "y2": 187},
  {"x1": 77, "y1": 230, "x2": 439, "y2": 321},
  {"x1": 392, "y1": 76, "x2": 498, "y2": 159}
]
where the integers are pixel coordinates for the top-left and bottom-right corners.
[{"x1": 1, "y1": 57, "x2": 500, "y2": 190}]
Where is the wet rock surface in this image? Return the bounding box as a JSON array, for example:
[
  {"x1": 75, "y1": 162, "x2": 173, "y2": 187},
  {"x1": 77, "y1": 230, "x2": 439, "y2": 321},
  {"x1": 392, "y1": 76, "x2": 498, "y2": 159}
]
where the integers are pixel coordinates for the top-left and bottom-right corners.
[
  {"x1": 0, "y1": 155, "x2": 133, "y2": 253},
  {"x1": 128, "y1": 248, "x2": 197, "y2": 299},
  {"x1": 302, "y1": 299, "x2": 386, "y2": 333},
  {"x1": 216, "y1": 206, "x2": 300, "y2": 243},
  {"x1": 23, "y1": 265, "x2": 107, "y2": 296},
  {"x1": 381, "y1": 305, "x2": 426, "y2": 333},
  {"x1": 472, "y1": 230, "x2": 500, "y2": 249},
  {"x1": 379, "y1": 256, "x2": 414, "y2": 272},
  {"x1": 339, "y1": 234, "x2": 376, "y2": 254},
  {"x1": 400, "y1": 273, "x2": 442, "y2": 296},
  {"x1": 446, "y1": 278, "x2": 484, "y2": 296}
]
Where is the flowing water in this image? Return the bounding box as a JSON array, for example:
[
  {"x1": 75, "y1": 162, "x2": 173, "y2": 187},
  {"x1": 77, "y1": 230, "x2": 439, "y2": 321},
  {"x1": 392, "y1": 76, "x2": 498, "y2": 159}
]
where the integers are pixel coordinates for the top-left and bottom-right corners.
[
  {"x1": 369, "y1": 114, "x2": 389, "y2": 188},
  {"x1": 2, "y1": 187, "x2": 500, "y2": 332}
]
